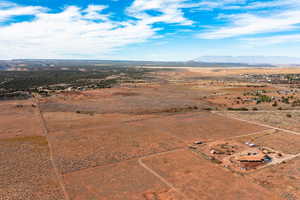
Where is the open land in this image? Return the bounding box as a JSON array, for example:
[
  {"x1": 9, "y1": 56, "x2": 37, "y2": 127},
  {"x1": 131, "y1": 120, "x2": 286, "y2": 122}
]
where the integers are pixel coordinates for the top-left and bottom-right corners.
[{"x1": 1, "y1": 66, "x2": 300, "y2": 200}]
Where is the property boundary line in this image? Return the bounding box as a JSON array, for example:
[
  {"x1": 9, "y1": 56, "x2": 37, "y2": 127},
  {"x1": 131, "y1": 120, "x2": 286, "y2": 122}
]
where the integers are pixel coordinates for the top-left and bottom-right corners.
[
  {"x1": 212, "y1": 111, "x2": 300, "y2": 136},
  {"x1": 34, "y1": 97, "x2": 70, "y2": 200}
]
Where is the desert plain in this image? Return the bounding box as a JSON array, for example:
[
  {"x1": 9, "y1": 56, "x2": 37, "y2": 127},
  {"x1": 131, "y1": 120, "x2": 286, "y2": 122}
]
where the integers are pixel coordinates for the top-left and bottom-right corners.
[{"x1": 1, "y1": 67, "x2": 300, "y2": 200}]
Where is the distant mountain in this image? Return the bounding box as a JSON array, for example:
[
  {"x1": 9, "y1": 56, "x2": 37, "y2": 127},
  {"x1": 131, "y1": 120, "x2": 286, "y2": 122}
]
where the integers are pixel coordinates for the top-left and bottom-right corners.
[
  {"x1": 1, "y1": 59, "x2": 255, "y2": 68},
  {"x1": 0, "y1": 58, "x2": 284, "y2": 69},
  {"x1": 0, "y1": 66, "x2": 8, "y2": 70},
  {"x1": 194, "y1": 56, "x2": 300, "y2": 65},
  {"x1": 0, "y1": 60, "x2": 10, "y2": 70}
]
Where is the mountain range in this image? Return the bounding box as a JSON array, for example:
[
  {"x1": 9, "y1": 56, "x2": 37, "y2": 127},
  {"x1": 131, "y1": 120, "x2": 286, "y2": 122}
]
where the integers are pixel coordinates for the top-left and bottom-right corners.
[
  {"x1": 194, "y1": 56, "x2": 300, "y2": 65},
  {"x1": 1, "y1": 57, "x2": 300, "y2": 71}
]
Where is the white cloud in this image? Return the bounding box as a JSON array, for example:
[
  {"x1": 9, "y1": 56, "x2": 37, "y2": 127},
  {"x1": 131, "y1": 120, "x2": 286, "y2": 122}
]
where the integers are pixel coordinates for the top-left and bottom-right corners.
[
  {"x1": 0, "y1": 0, "x2": 202, "y2": 59},
  {"x1": 191, "y1": 0, "x2": 246, "y2": 10},
  {"x1": 244, "y1": 0, "x2": 300, "y2": 9},
  {"x1": 193, "y1": 0, "x2": 300, "y2": 11},
  {"x1": 83, "y1": 5, "x2": 109, "y2": 21},
  {"x1": 242, "y1": 34, "x2": 300, "y2": 46},
  {"x1": 0, "y1": 1, "x2": 16, "y2": 8},
  {"x1": 198, "y1": 9, "x2": 300, "y2": 39},
  {"x1": 0, "y1": 4, "x2": 157, "y2": 59},
  {"x1": 127, "y1": 0, "x2": 194, "y2": 25},
  {"x1": 2, "y1": 0, "x2": 299, "y2": 59},
  {"x1": 0, "y1": 4, "x2": 44, "y2": 22}
]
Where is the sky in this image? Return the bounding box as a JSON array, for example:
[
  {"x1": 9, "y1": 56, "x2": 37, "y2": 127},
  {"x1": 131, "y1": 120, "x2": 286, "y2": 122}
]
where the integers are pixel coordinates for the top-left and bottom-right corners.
[{"x1": 1, "y1": 0, "x2": 300, "y2": 61}]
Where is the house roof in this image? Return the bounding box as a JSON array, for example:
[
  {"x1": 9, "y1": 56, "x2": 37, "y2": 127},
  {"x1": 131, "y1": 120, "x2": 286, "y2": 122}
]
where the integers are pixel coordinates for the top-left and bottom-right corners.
[{"x1": 236, "y1": 151, "x2": 268, "y2": 162}]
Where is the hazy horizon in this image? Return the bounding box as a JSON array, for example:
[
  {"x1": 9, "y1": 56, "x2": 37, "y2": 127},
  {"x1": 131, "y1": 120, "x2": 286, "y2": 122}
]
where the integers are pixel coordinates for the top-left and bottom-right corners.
[{"x1": 2, "y1": 56, "x2": 300, "y2": 65}]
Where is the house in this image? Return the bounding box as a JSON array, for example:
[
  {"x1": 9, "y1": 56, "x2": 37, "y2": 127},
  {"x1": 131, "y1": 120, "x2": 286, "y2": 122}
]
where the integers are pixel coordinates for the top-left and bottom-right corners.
[{"x1": 237, "y1": 153, "x2": 271, "y2": 163}]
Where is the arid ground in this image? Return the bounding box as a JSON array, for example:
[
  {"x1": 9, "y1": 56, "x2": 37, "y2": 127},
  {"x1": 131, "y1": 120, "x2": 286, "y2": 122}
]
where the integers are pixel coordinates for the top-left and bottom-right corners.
[{"x1": 1, "y1": 67, "x2": 300, "y2": 200}]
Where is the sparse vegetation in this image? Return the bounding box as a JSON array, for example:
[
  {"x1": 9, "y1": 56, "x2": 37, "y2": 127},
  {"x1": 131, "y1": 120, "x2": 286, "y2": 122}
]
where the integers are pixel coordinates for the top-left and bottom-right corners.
[
  {"x1": 76, "y1": 110, "x2": 95, "y2": 116},
  {"x1": 292, "y1": 99, "x2": 300, "y2": 107},
  {"x1": 0, "y1": 67, "x2": 159, "y2": 99},
  {"x1": 256, "y1": 95, "x2": 272, "y2": 104},
  {"x1": 281, "y1": 96, "x2": 290, "y2": 104},
  {"x1": 203, "y1": 107, "x2": 214, "y2": 111},
  {"x1": 227, "y1": 107, "x2": 249, "y2": 111},
  {"x1": 272, "y1": 101, "x2": 278, "y2": 107},
  {"x1": 1, "y1": 66, "x2": 300, "y2": 200}
]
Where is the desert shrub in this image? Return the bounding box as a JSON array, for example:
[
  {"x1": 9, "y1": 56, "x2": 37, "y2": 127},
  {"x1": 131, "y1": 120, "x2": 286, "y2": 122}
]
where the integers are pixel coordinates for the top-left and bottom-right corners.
[
  {"x1": 292, "y1": 100, "x2": 300, "y2": 107},
  {"x1": 281, "y1": 96, "x2": 290, "y2": 104},
  {"x1": 272, "y1": 101, "x2": 278, "y2": 107},
  {"x1": 256, "y1": 95, "x2": 272, "y2": 104},
  {"x1": 227, "y1": 107, "x2": 249, "y2": 111}
]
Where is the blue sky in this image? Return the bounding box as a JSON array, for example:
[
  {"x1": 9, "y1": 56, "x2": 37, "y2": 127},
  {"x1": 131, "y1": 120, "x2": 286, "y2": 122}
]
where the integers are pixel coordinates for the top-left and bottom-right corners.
[{"x1": 1, "y1": 0, "x2": 300, "y2": 61}]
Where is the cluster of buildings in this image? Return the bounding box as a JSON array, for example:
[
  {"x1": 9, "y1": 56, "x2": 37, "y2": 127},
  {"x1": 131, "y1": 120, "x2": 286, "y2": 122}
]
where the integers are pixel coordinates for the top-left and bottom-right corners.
[{"x1": 243, "y1": 73, "x2": 300, "y2": 85}]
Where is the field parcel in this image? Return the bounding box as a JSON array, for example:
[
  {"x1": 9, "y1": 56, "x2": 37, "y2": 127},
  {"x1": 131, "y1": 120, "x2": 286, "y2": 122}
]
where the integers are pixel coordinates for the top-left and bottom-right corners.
[{"x1": 1, "y1": 67, "x2": 300, "y2": 200}]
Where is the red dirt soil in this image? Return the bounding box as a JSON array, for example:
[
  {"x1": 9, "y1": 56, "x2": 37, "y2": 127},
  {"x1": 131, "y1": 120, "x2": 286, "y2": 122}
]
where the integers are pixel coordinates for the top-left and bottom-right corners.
[
  {"x1": 249, "y1": 157, "x2": 300, "y2": 200},
  {"x1": 142, "y1": 150, "x2": 282, "y2": 200},
  {"x1": 63, "y1": 159, "x2": 183, "y2": 200}
]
